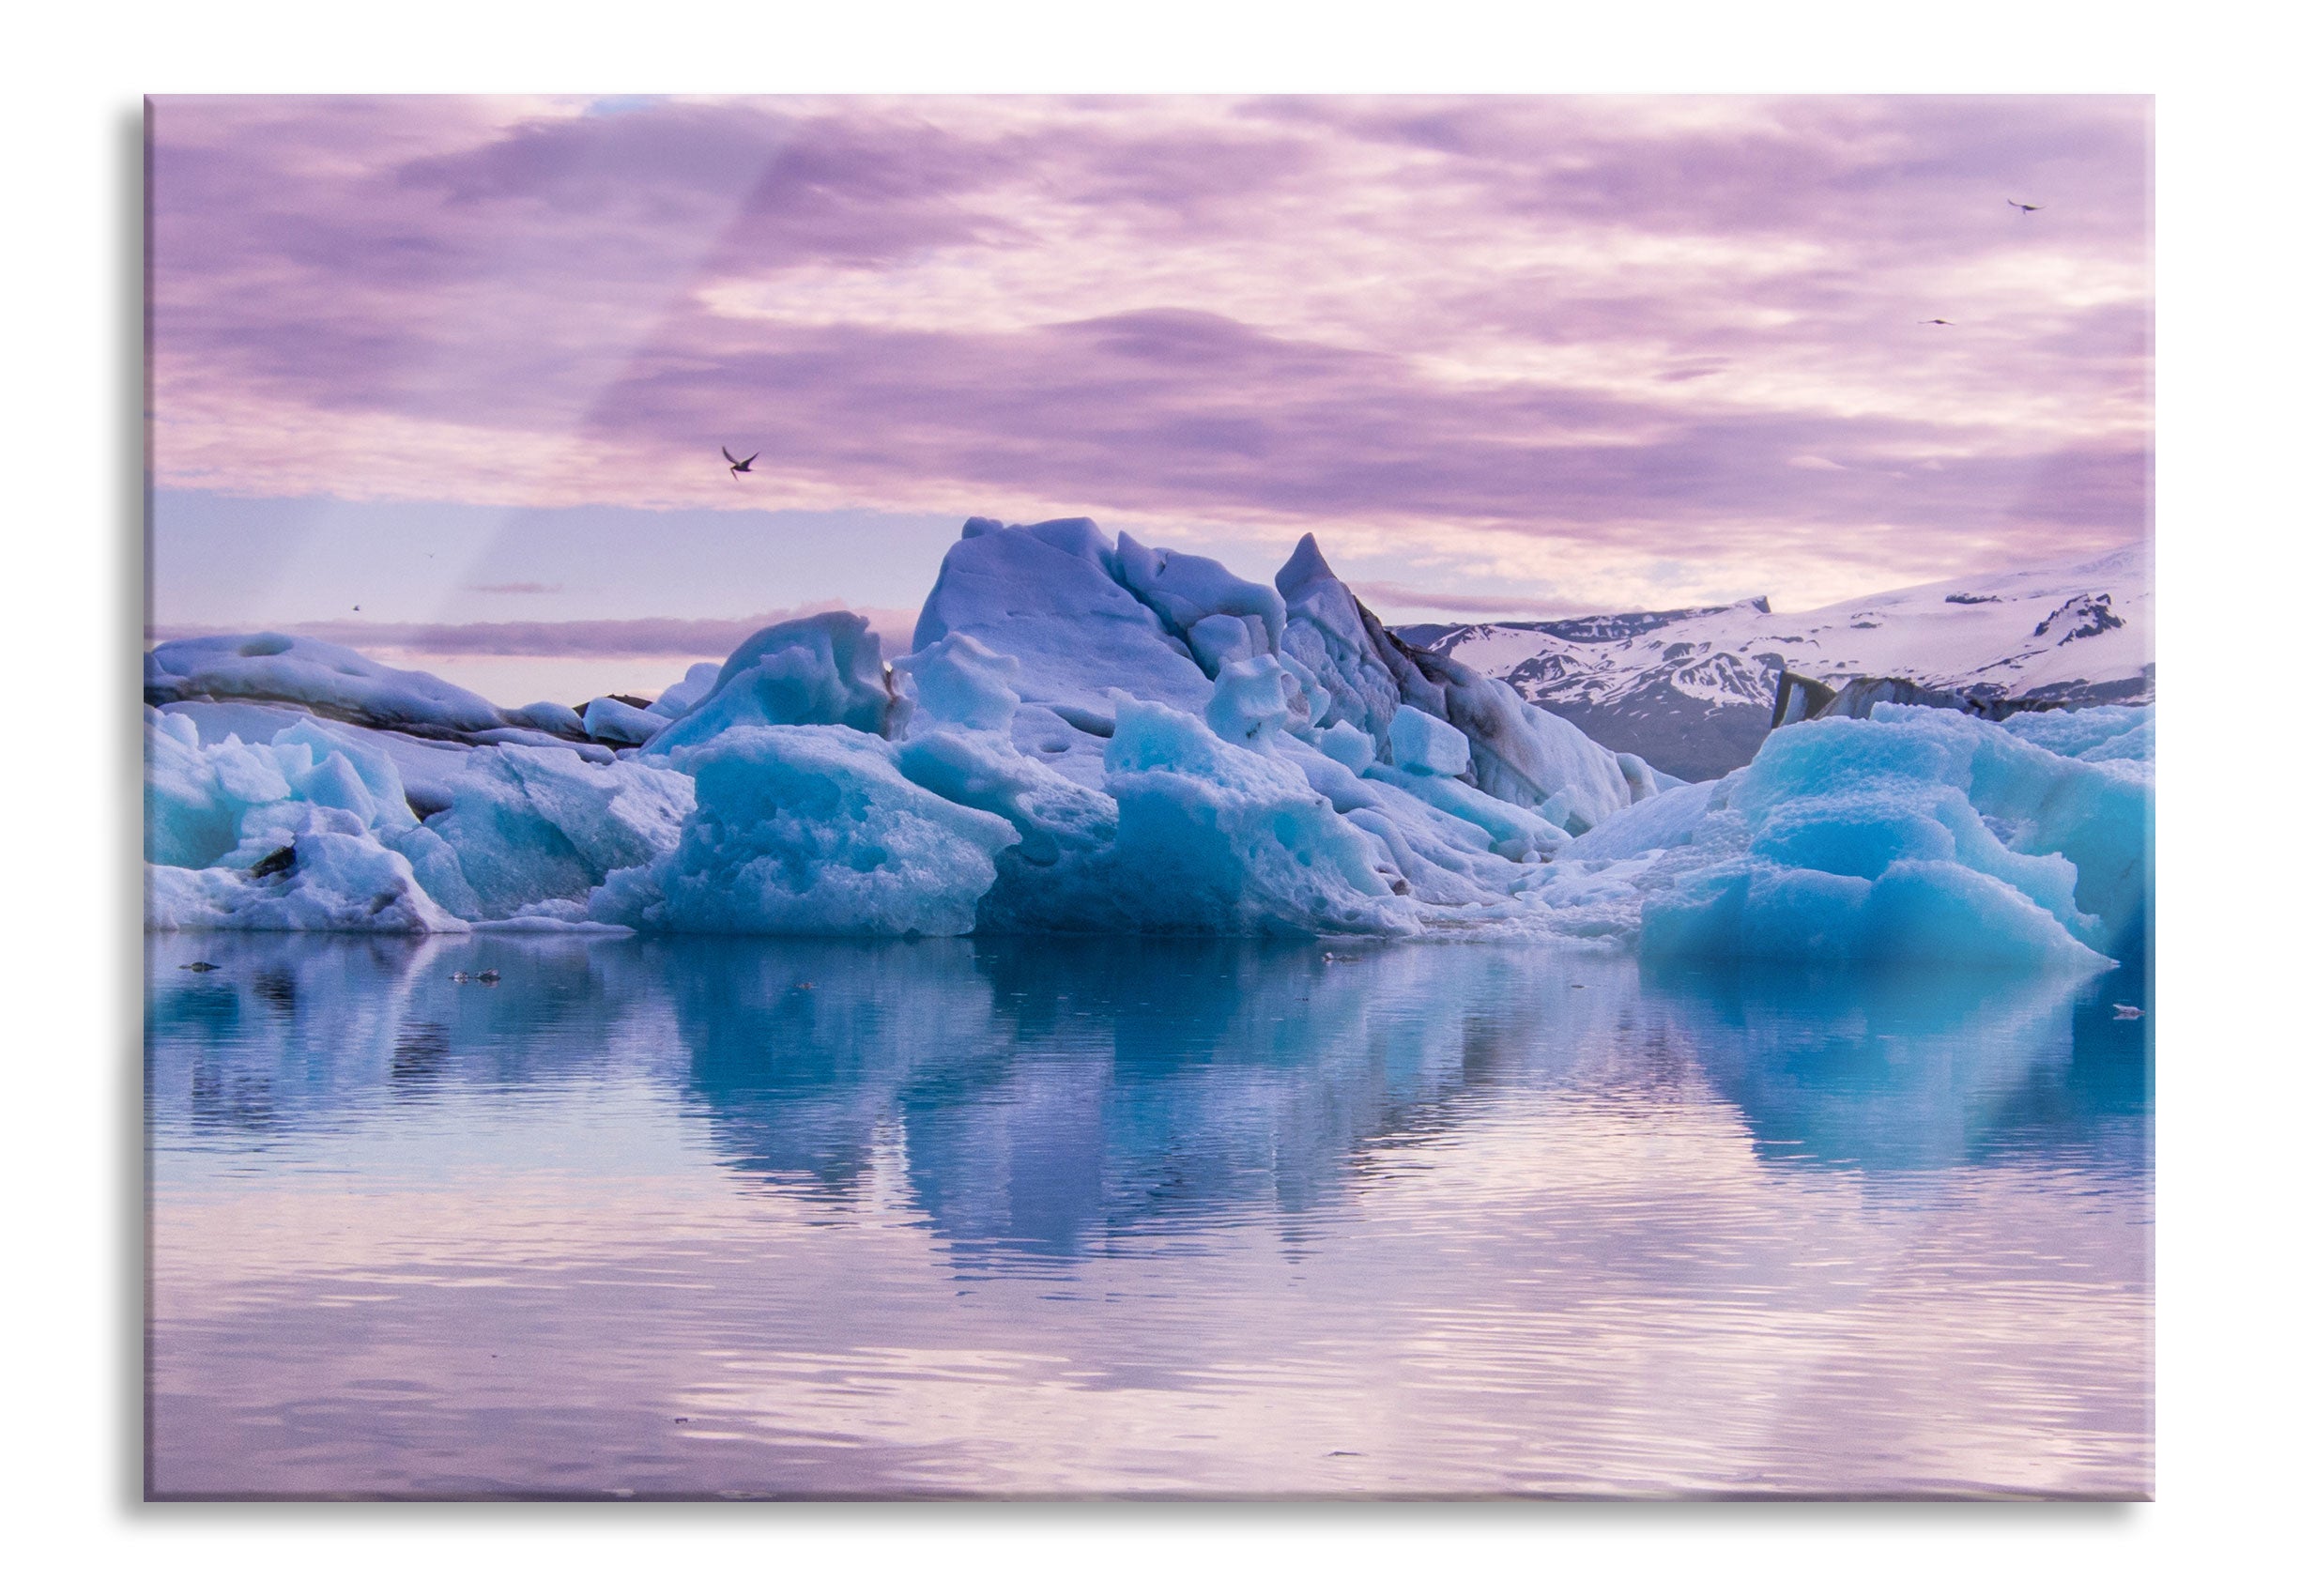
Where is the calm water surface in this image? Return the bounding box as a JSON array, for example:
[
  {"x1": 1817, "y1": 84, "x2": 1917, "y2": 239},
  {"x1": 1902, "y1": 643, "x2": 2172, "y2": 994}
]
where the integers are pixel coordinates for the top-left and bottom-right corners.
[{"x1": 146, "y1": 931, "x2": 2151, "y2": 1498}]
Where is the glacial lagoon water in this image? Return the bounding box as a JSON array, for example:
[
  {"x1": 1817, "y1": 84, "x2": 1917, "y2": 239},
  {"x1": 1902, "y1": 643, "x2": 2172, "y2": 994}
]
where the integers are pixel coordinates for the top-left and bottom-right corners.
[{"x1": 146, "y1": 931, "x2": 2151, "y2": 1498}]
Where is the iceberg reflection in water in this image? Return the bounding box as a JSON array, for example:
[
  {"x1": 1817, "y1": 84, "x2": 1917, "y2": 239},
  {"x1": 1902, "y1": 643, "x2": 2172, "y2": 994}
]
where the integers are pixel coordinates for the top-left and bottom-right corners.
[{"x1": 146, "y1": 932, "x2": 2150, "y2": 1499}]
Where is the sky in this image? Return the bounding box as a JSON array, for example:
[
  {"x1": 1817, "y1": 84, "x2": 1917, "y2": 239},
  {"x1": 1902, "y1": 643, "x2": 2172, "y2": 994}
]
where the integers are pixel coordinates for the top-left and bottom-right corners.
[{"x1": 148, "y1": 94, "x2": 2151, "y2": 706}]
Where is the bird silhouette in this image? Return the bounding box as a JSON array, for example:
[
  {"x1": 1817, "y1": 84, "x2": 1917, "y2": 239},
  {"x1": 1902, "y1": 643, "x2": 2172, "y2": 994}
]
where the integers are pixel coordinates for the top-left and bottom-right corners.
[
  {"x1": 722, "y1": 447, "x2": 759, "y2": 479},
  {"x1": 2008, "y1": 200, "x2": 2043, "y2": 213},
  {"x1": 1921, "y1": 318, "x2": 1953, "y2": 326}
]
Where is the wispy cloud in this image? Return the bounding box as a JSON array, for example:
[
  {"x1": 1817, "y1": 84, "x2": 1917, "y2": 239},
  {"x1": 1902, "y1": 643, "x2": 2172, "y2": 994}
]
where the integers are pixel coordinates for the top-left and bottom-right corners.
[
  {"x1": 1353, "y1": 582, "x2": 1607, "y2": 620},
  {"x1": 148, "y1": 606, "x2": 919, "y2": 658},
  {"x1": 147, "y1": 95, "x2": 2151, "y2": 606},
  {"x1": 465, "y1": 580, "x2": 563, "y2": 595}
]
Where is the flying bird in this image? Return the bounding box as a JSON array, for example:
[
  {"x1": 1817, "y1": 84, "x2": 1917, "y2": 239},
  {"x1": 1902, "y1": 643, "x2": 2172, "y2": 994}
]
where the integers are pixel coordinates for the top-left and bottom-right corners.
[
  {"x1": 1921, "y1": 318, "x2": 1954, "y2": 326},
  {"x1": 722, "y1": 447, "x2": 759, "y2": 479},
  {"x1": 2008, "y1": 200, "x2": 2044, "y2": 213}
]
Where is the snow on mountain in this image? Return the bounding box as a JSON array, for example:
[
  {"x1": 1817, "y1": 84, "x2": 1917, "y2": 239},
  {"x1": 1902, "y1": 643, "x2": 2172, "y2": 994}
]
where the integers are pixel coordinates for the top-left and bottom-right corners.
[
  {"x1": 142, "y1": 518, "x2": 2152, "y2": 968},
  {"x1": 1397, "y1": 543, "x2": 2154, "y2": 781}
]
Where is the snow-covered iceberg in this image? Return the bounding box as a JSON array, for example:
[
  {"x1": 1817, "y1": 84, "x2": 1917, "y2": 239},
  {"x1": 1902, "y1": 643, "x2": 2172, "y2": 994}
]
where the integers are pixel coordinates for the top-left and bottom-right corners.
[
  {"x1": 143, "y1": 517, "x2": 2153, "y2": 969},
  {"x1": 910, "y1": 517, "x2": 1217, "y2": 730},
  {"x1": 148, "y1": 633, "x2": 513, "y2": 739}
]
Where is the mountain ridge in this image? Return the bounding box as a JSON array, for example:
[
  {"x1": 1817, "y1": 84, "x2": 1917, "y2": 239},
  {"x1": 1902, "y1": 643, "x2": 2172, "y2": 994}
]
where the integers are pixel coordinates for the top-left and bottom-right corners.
[{"x1": 1391, "y1": 544, "x2": 2153, "y2": 780}]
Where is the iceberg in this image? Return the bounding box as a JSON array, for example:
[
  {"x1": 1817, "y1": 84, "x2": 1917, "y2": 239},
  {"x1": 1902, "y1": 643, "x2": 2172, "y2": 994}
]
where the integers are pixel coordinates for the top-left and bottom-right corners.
[
  {"x1": 418, "y1": 743, "x2": 694, "y2": 921},
  {"x1": 508, "y1": 700, "x2": 587, "y2": 739},
  {"x1": 146, "y1": 828, "x2": 468, "y2": 934},
  {"x1": 1273, "y1": 532, "x2": 1436, "y2": 739},
  {"x1": 146, "y1": 633, "x2": 511, "y2": 739},
  {"x1": 146, "y1": 706, "x2": 417, "y2": 868},
  {"x1": 1096, "y1": 695, "x2": 1418, "y2": 937},
  {"x1": 1267, "y1": 535, "x2": 1632, "y2": 830},
  {"x1": 650, "y1": 662, "x2": 723, "y2": 720},
  {"x1": 1113, "y1": 529, "x2": 1290, "y2": 676},
  {"x1": 647, "y1": 611, "x2": 897, "y2": 752},
  {"x1": 144, "y1": 707, "x2": 467, "y2": 932},
  {"x1": 581, "y1": 696, "x2": 670, "y2": 746},
  {"x1": 141, "y1": 516, "x2": 2152, "y2": 970},
  {"x1": 1999, "y1": 703, "x2": 2154, "y2": 767},
  {"x1": 911, "y1": 517, "x2": 1218, "y2": 729},
  {"x1": 592, "y1": 725, "x2": 1019, "y2": 936},
  {"x1": 145, "y1": 704, "x2": 692, "y2": 931},
  {"x1": 1556, "y1": 777, "x2": 1722, "y2": 864},
  {"x1": 1626, "y1": 705, "x2": 2150, "y2": 969}
]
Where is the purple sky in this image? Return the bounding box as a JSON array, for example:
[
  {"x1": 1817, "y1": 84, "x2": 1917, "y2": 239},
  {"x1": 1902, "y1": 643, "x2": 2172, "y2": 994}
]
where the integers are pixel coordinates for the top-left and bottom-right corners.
[{"x1": 149, "y1": 94, "x2": 2150, "y2": 701}]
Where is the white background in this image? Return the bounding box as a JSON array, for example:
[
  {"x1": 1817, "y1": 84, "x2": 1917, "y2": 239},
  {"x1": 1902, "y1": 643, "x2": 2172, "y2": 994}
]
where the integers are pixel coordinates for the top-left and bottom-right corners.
[{"x1": 5, "y1": 1, "x2": 2293, "y2": 1588}]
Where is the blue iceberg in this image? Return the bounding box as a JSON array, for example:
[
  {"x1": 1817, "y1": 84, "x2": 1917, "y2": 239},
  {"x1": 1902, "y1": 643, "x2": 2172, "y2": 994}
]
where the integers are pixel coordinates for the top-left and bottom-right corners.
[{"x1": 142, "y1": 518, "x2": 2152, "y2": 967}]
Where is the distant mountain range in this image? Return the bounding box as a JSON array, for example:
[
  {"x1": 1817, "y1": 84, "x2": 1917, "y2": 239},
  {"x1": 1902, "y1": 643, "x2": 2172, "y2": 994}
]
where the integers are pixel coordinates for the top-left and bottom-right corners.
[{"x1": 1394, "y1": 544, "x2": 2153, "y2": 780}]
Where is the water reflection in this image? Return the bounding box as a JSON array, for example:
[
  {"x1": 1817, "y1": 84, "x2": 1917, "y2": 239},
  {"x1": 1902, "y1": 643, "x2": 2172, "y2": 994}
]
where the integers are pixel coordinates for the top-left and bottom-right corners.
[
  {"x1": 149, "y1": 932, "x2": 2149, "y2": 1264},
  {"x1": 146, "y1": 931, "x2": 2151, "y2": 1498}
]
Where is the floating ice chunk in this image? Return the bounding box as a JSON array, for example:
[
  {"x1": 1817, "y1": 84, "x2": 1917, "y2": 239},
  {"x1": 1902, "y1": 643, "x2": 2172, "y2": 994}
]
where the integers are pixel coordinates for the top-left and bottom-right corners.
[
  {"x1": 913, "y1": 517, "x2": 1214, "y2": 725},
  {"x1": 1633, "y1": 707, "x2": 2148, "y2": 967},
  {"x1": 160, "y1": 699, "x2": 490, "y2": 803},
  {"x1": 1098, "y1": 694, "x2": 1417, "y2": 936},
  {"x1": 382, "y1": 821, "x2": 483, "y2": 920},
  {"x1": 146, "y1": 633, "x2": 507, "y2": 736},
  {"x1": 1387, "y1": 705, "x2": 1470, "y2": 777},
  {"x1": 898, "y1": 633, "x2": 1023, "y2": 736},
  {"x1": 649, "y1": 612, "x2": 895, "y2": 754},
  {"x1": 582, "y1": 697, "x2": 670, "y2": 745},
  {"x1": 1268, "y1": 535, "x2": 1634, "y2": 829},
  {"x1": 650, "y1": 662, "x2": 723, "y2": 720},
  {"x1": 592, "y1": 725, "x2": 1020, "y2": 936},
  {"x1": 146, "y1": 825, "x2": 468, "y2": 934},
  {"x1": 420, "y1": 743, "x2": 695, "y2": 921},
  {"x1": 1642, "y1": 856, "x2": 2107, "y2": 970},
  {"x1": 144, "y1": 708, "x2": 417, "y2": 868}
]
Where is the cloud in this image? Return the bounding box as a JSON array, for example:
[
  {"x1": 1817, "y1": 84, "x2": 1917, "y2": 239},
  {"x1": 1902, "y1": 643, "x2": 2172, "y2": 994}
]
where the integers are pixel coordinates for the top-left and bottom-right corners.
[
  {"x1": 149, "y1": 606, "x2": 920, "y2": 659},
  {"x1": 147, "y1": 94, "x2": 2153, "y2": 604},
  {"x1": 465, "y1": 580, "x2": 563, "y2": 595},
  {"x1": 1352, "y1": 582, "x2": 1605, "y2": 620}
]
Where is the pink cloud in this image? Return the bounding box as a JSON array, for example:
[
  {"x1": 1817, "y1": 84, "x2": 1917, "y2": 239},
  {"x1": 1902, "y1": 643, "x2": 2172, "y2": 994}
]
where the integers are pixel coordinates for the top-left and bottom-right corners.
[
  {"x1": 148, "y1": 94, "x2": 2152, "y2": 600},
  {"x1": 148, "y1": 607, "x2": 920, "y2": 659}
]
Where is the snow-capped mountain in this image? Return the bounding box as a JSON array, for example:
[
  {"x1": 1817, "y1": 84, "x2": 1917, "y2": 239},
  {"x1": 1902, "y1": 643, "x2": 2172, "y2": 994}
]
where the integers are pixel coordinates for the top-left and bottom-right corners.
[{"x1": 1395, "y1": 543, "x2": 2153, "y2": 780}]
